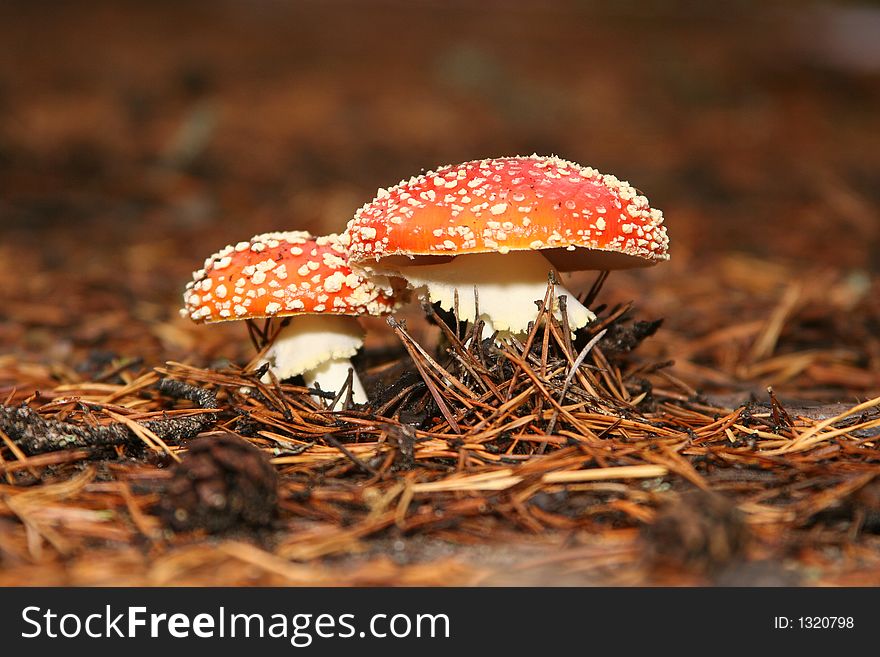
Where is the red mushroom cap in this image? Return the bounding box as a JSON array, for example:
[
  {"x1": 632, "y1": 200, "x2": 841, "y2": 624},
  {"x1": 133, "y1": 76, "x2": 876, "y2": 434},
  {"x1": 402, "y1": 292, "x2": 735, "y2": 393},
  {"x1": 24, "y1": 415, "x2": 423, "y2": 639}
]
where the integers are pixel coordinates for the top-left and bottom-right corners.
[
  {"x1": 343, "y1": 155, "x2": 669, "y2": 271},
  {"x1": 182, "y1": 231, "x2": 398, "y2": 323}
]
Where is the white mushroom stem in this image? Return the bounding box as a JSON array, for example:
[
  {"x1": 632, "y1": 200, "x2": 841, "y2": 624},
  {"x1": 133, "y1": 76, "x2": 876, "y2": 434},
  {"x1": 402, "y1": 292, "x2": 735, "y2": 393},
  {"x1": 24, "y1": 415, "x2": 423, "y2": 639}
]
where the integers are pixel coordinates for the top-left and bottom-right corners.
[
  {"x1": 259, "y1": 315, "x2": 367, "y2": 409},
  {"x1": 300, "y1": 357, "x2": 368, "y2": 409},
  {"x1": 399, "y1": 251, "x2": 596, "y2": 340}
]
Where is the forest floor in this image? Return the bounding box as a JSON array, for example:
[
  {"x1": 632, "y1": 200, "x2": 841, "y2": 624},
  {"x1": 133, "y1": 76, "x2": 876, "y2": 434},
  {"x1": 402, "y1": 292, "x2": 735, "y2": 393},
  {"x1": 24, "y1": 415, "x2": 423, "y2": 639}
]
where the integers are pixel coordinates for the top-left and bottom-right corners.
[{"x1": 1, "y1": 1, "x2": 878, "y2": 585}]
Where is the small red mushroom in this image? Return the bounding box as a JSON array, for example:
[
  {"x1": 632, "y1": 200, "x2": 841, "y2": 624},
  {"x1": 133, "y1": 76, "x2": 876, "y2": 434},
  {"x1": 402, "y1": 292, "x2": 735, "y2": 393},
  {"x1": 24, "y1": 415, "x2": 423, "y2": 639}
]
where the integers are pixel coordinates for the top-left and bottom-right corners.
[
  {"x1": 182, "y1": 231, "x2": 400, "y2": 408},
  {"x1": 343, "y1": 155, "x2": 669, "y2": 339}
]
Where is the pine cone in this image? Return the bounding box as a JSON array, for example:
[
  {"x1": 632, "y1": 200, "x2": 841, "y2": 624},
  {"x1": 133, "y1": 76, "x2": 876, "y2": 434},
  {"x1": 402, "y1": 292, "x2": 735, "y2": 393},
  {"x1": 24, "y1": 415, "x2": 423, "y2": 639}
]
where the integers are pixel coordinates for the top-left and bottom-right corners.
[
  {"x1": 851, "y1": 477, "x2": 880, "y2": 533},
  {"x1": 161, "y1": 434, "x2": 278, "y2": 533},
  {"x1": 641, "y1": 491, "x2": 749, "y2": 574}
]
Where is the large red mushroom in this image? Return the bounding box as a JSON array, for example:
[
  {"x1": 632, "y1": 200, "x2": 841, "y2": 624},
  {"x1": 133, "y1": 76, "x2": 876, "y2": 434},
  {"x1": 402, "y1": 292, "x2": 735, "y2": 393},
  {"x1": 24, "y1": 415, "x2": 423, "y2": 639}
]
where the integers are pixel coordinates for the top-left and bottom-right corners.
[
  {"x1": 182, "y1": 231, "x2": 400, "y2": 408},
  {"x1": 343, "y1": 155, "x2": 669, "y2": 339}
]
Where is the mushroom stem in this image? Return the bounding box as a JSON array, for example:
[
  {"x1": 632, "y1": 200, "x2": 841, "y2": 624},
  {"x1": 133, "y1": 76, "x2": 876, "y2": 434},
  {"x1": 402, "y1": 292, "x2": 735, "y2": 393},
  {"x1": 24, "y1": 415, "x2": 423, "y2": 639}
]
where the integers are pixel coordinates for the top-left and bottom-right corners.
[
  {"x1": 259, "y1": 315, "x2": 367, "y2": 407},
  {"x1": 302, "y1": 357, "x2": 368, "y2": 410},
  {"x1": 398, "y1": 251, "x2": 596, "y2": 340}
]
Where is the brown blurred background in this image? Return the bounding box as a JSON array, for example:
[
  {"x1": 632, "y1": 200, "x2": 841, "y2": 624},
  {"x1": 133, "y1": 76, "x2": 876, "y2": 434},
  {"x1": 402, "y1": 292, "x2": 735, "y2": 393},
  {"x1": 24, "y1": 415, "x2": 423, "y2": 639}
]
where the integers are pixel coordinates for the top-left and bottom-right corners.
[{"x1": 1, "y1": 0, "x2": 878, "y2": 399}]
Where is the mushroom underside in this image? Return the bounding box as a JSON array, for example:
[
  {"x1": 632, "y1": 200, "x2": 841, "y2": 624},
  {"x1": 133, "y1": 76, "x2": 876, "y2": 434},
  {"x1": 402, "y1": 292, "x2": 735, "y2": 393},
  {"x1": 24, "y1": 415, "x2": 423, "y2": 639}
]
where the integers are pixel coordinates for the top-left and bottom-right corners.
[
  {"x1": 368, "y1": 251, "x2": 596, "y2": 340},
  {"x1": 374, "y1": 244, "x2": 657, "y2": 272}
]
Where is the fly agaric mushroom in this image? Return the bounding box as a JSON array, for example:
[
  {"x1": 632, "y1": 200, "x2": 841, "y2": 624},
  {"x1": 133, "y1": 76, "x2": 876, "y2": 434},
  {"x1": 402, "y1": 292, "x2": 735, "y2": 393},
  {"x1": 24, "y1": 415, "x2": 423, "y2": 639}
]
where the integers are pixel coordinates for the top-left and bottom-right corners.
[
  {"x1": 343, "y1": 155, "x2": 669, "y2": 340},
  {"x1": 181, "y1": 231, "x2": 400, "y2": 408}
]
